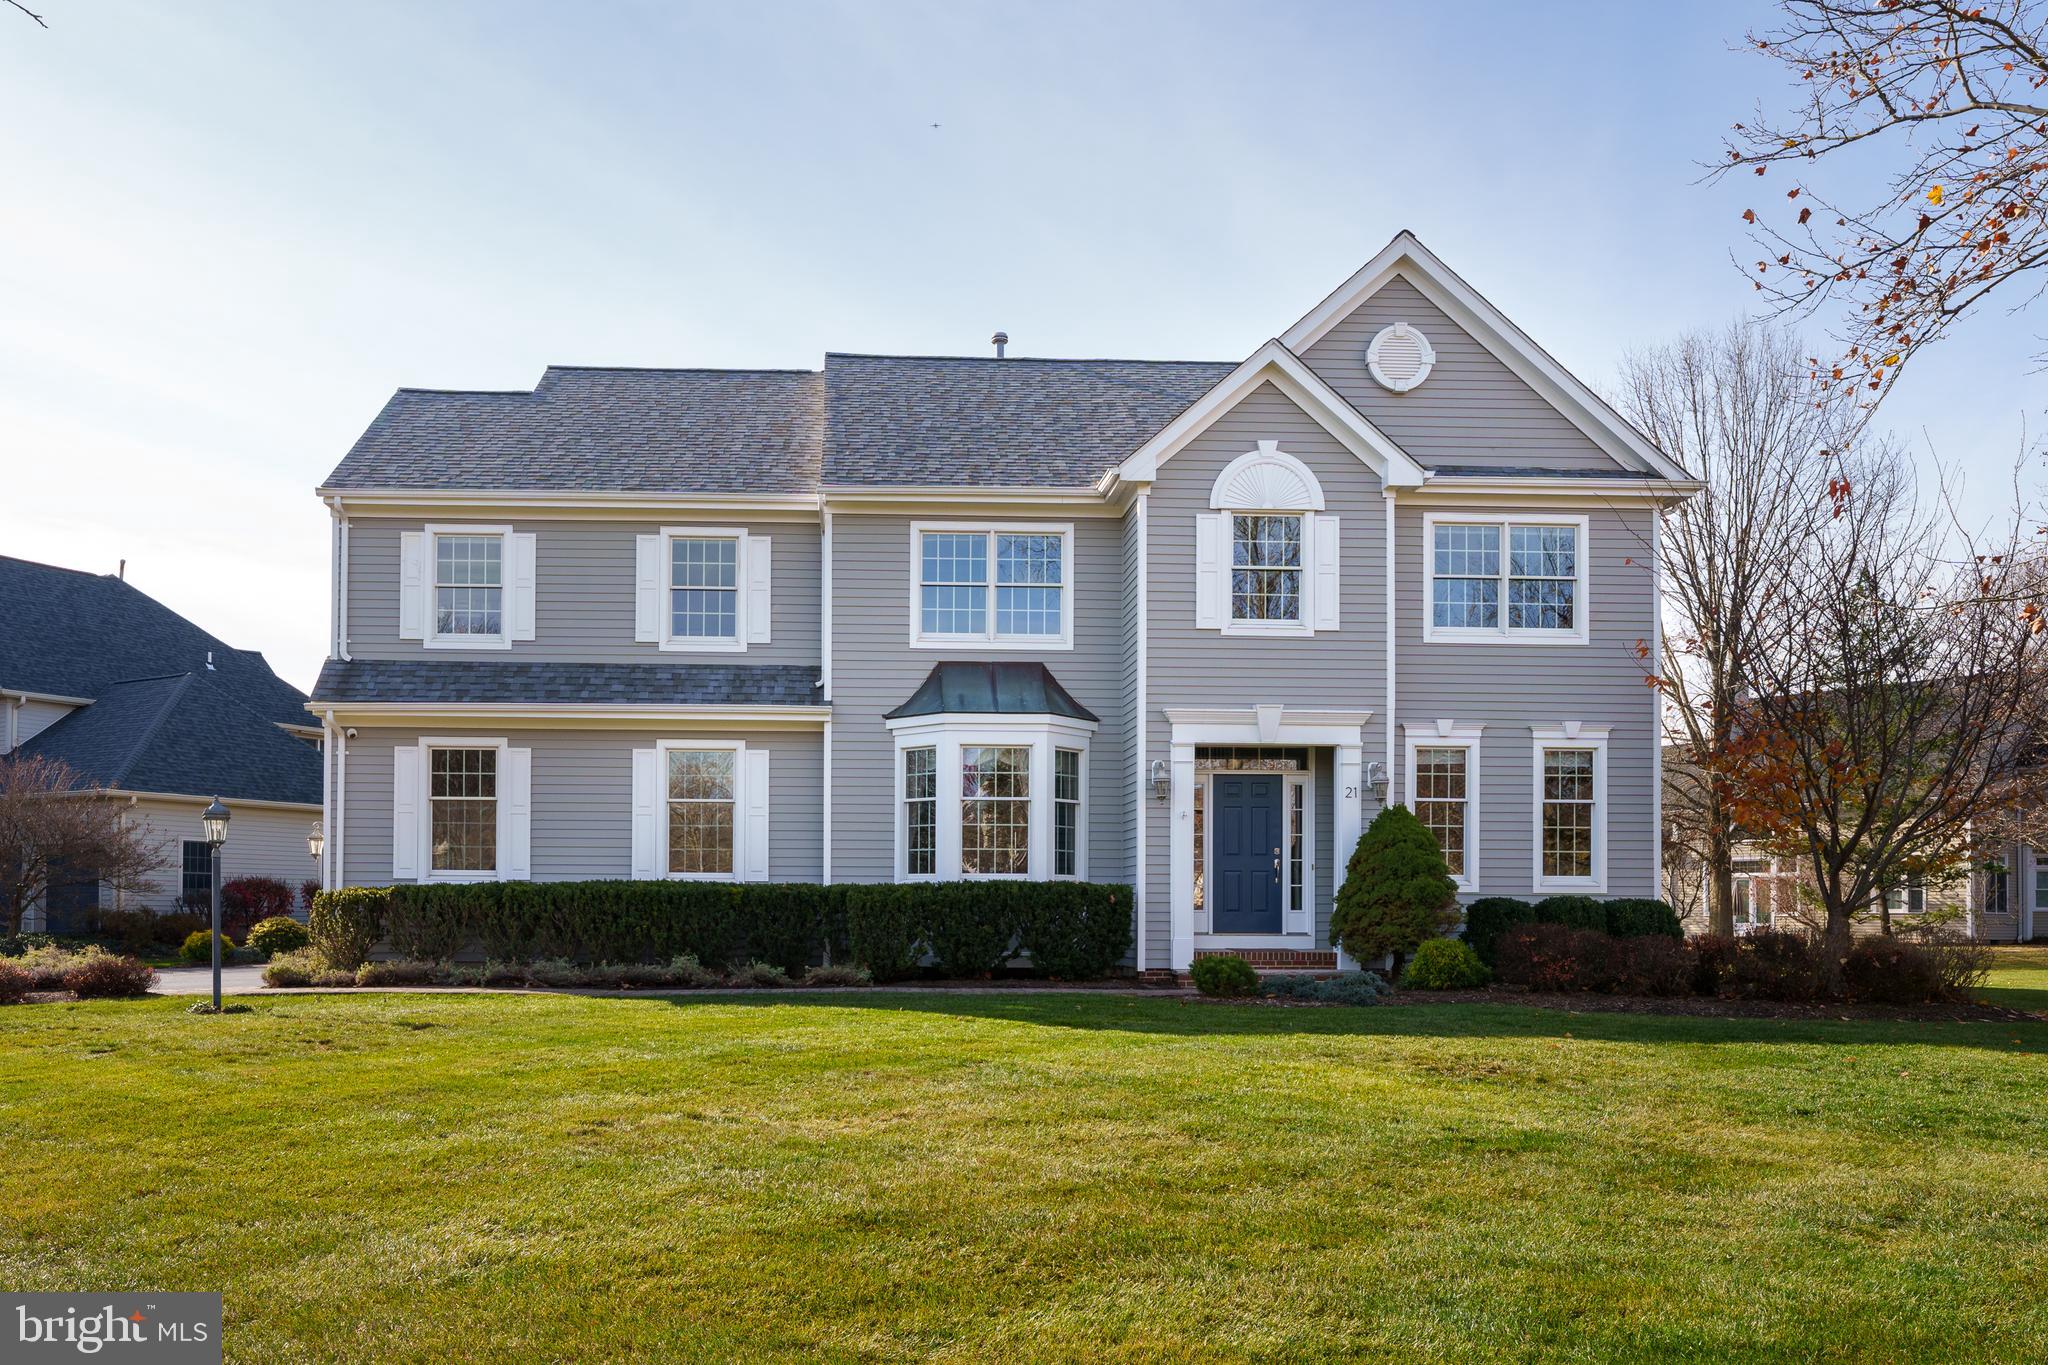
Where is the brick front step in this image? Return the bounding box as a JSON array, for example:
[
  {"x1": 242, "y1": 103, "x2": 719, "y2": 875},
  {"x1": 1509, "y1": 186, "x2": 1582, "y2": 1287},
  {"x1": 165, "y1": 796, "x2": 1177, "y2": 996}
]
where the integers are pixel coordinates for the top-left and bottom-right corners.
[{"x1": 1194, "y1": 948, "x2": 1338, "y2": 969}]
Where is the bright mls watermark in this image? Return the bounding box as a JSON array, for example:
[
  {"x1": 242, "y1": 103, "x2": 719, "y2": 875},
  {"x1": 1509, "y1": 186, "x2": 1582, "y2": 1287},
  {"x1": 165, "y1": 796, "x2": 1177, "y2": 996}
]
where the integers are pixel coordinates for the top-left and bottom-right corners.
[{"x1": 3, "y1": 1294, "x2": 220, "y2": 1363}]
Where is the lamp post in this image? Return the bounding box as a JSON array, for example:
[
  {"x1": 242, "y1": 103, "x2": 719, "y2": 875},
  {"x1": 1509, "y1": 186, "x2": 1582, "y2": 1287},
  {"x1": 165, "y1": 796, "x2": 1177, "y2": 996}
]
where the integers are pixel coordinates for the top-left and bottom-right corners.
[{"x1": 201, "y1": 797, "x2": 230, "y2": 1011}]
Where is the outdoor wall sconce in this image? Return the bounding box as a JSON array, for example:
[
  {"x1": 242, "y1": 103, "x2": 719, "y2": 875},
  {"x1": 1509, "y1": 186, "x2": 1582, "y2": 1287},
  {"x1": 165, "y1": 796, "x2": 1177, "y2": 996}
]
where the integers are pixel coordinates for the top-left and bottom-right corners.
[
  {"x1": 1149, "y1": 758, "x2": 1169, "y2": 801},
  {"x1": 1365, "y1": 760, "x2": 1390, "y2": 803}
]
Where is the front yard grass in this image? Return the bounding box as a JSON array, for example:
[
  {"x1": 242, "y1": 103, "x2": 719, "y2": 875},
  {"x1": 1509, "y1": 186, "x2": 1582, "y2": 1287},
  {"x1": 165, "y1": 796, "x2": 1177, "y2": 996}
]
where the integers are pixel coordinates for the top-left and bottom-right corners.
[
  {"x1": 2, "y1": 992, "x2": 2044, "y2": 1363},
  {"x1": 1980, "y1": 943, "x2": 2048, "y2": 1013}
]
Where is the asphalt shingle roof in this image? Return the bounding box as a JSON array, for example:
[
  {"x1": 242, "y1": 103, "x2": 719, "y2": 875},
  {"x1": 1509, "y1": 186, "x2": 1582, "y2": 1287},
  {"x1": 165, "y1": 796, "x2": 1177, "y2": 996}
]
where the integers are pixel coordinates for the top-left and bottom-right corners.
[
  {"x1": 21, "y1": 672, "x2": 322, "y2": 806},
  {"x1": 0, "y1": 556, "x2": 309, "y2": 728},
  {"x1": 822, "y1": 354, "x2": 1235, "y2": 488},
  {"x1": 323, "y1": 367, "x2": 825, "y2": 494},
  {"x1": 322, "y1": 354, "x2": 1238, "y2": 495},
  {"x1": 311, "y1": 658, "x2": 823, "y2": 708}
]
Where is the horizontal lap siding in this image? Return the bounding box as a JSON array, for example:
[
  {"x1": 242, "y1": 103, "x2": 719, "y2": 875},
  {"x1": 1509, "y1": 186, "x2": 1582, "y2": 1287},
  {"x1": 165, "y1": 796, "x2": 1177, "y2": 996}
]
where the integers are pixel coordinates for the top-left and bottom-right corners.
[
  {"x1": 829, "y1": 513, "x2": 1129, "y2": 884},
  {"x1": 16, "y1": 700, "x2": 76, "y2": 747},
  {"x1": 1302, "y1": 276, "x2": 1626, "y2": 474},
  {"x1": 340, "y1": 726, "x2": 822, "y2": 885},
  {"x1": 1143, "y1": 383, "x2": 1390, "y2": 967},
  {"x1": 1394, "y1": 502, "x2": 1659, "y2": 899},
  {"x1": 115, "y1": 798, "x2": 321, "y2": 915},
  {"x1": 346, "y1": 518, "x2": 820, "y2": 667}
]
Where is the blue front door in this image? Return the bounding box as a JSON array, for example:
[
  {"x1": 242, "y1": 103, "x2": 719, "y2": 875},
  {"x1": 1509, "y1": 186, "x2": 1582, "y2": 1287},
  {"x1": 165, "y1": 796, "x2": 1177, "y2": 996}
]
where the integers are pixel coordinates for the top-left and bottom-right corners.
[{"x1": 1211, "y1": 774, "x2": 1283, "y2": 934}]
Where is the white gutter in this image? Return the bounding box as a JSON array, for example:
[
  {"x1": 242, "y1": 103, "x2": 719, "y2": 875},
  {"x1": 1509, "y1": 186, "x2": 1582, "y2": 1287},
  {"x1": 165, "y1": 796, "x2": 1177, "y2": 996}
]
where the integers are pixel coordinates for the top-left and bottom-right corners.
[
  {"x1": 308, "y1": 702, "x2": 832, "y2": 725},
  {"x1": 821, "y1": 718, "x2": 833, "y2": 883}
]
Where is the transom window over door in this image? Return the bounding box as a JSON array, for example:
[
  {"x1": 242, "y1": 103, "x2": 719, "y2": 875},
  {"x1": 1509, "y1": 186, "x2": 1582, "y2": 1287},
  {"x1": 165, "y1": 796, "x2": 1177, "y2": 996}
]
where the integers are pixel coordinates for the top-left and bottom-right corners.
[
  {"x1": 431, "y1": 747, "x2": 498, "y2": 873},
  {"x1": 666, "y1": 749, "x2": 736, "y2": 876},
  {"x1": 911, "y1": 525, "x2": 1072, "y2": 647},
  {"x1": 1231, "y1": 515, "x2": 1302, "y2": 622},
  {"x1": 1424, "y1": 515, "x2": 1588, "y2": 643},
  {"x1": 435, "y1": 535, "x2": 503, "y2": 637}
]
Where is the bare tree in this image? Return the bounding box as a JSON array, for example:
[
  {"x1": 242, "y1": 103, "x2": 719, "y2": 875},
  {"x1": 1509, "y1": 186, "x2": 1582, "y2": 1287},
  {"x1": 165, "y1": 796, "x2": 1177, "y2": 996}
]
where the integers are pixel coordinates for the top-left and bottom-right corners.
[
  {"x1": 1724, "y1": 449, "x2": 2048, "y2": 982},
  {"x1": 0, "y1": 755, "x2": 168, "y2": 936},
  {"x1": 1619, "y1": 323, "x2": 1854, "y2": 934},
  {"x1": 5, "y1": 1, "x2": 48, "y2": 28},
  {"x1": 1716, "y1": 1, "x2": 2048, "y2": 403}
]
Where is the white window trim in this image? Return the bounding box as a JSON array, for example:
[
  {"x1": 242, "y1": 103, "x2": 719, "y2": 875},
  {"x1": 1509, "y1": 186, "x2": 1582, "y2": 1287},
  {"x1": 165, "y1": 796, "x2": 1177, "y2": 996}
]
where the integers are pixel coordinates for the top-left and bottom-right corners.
[
  {"x1": 419, "y1": 735, "x2": 510, "y2": 882},
  {"x1": 1203, "y1": 445, "x2": 1336, "y2": 638},
  {"x1": 659, "y1": 526, "x2": 752, "y2": 654},
  {"x1": 1531, "y1": 723, "x2": 1609, "y2": 893},
  {"x1": 1421, "y1": 512, "x2": 1590, "y2": 645},
  {"x1": 1403, "y1": 721, "x2": 1483, "y2": 893},
  {"x1": 1193, "y1": 762, "x2": 1316, "y2": 939},
  {"x1": 655, "y1": 738, "x2": 749, "y2": 882},
  {"x1": 907, "y1": 522, "x2": 1075, "y2": 650},
  {"x1": 1222, "y1": 511, "x2": 1315, "y2": 638},
  {"x1": 887, "y1": 714, "x2": 1095, "y2": 880},
  {"x1": 424, "y1": 524, "x2": 514, "y2": 651}
]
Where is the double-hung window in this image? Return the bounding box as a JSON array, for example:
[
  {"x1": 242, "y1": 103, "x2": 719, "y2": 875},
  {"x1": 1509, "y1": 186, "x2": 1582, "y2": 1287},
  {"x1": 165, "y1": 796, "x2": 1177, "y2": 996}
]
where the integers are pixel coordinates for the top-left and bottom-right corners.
[
  {"x1": 1883, "y1": 880, "x2": 1927, "y2": 915},
  {"x1": 401, "y1": 525, "x2": 533, "y2": 650},
  {"x1": 666, "y1": 748, "x2": 737, "y2": 877},
  {"x1": 904, "y1": 747, "x2": 938, "y2": 877},
  {"x1": 636, "y1": 527, "x2": 770, "y2": 653},
  {"x1": 1532, "y1": 725, "x2": 1607, "y2": 891},
  {"x1": 1425, "y1": 515, "x2": 1588, "y2": 643},
  {"x1": 430, "y1": 746, "x2": 498, "y2": 875},
  {"x1": 180, "y1": 839, "x2": 213, "y2": 907},
  {"x1": 1405, "y1": 723, "x2": 1482, "y2": 890},
  {"x1": 1231, "y1": 515, "x2": 1303, "y2": 623},
  {"x1": 1053, "y1": 748, "x2": 1082, "y2": 879},
  {"x1": 911, "y1": 524, "x2": 1072, "y2": 648}
]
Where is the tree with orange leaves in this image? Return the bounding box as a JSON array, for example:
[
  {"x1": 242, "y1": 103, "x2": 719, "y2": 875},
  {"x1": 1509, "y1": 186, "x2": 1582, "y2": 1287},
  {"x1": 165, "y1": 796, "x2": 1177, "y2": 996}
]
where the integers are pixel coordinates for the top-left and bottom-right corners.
[{"x1": 1717, "y1": 1, "x2": 2048, "y2": 406}]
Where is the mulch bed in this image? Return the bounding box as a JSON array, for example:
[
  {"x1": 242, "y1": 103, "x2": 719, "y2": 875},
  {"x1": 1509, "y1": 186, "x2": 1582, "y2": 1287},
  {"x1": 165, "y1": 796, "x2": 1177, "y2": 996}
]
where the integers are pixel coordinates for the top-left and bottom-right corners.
[{"x1": 1382, "y1": 985, "x2": 2043, "y2": 1024}]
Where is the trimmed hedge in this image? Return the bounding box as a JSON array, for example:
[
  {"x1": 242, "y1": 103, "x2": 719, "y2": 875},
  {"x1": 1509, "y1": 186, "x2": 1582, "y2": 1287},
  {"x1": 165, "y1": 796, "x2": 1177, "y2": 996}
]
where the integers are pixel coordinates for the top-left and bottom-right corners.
[
  {"x1": 315, "y1": 880, "x2": 1133, "y2": 981},
  {"x1": 1463, "y1": 895, "x2": 1683, "y2": 965}
]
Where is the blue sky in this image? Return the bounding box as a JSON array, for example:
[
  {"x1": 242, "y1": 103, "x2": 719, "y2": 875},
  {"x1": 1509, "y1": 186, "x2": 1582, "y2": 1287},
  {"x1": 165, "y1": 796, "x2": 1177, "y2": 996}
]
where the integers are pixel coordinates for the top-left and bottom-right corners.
[{"x1": 2, "y1": 0, "x2": 2038, "y2": 691}]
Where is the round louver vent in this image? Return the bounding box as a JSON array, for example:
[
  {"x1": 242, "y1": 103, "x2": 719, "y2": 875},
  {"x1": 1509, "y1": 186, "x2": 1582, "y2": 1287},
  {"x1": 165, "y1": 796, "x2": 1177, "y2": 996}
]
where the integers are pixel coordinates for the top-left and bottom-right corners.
[{"x1": 1367, "y1": 321, "x2": 1436, "y2": 393}]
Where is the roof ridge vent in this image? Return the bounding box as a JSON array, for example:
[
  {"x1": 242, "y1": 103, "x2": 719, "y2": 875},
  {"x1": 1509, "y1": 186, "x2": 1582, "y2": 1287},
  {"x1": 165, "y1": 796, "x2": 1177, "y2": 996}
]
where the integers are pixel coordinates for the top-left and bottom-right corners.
[{"x1": 991, "y1": 331, "x2": 1009, "y2": 360}]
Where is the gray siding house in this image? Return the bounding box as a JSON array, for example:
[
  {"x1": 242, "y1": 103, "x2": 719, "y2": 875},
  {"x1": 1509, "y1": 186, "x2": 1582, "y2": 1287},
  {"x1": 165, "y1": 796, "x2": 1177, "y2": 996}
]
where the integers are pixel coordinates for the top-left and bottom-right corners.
[{"x1": 311, "y1": 233, "x2": 1698, "y2": 975}]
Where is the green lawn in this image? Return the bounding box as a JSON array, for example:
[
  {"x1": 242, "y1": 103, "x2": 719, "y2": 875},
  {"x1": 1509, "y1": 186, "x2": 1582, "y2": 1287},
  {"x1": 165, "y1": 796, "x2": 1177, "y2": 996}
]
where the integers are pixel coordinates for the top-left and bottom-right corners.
[
  {"x1": 1980, "y1": 944, "x2": 2048, "y2": 1012},
  {"x1": 2, "y1": 993, "x2": 2045, "y2": 1363}
]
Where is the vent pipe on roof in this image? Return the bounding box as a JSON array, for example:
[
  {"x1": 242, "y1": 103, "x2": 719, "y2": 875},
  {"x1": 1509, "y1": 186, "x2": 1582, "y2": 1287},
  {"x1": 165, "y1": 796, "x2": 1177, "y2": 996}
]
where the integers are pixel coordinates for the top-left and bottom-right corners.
[
  {"x1": 991, "y1": 331, "x2": 1008, "y2": 360},
  {"x1": 205, "y1": 651, "x2": 215, "y2": 671},
  {"x1": 118, "y1": 558, "x2": 126, "y2": 581}
]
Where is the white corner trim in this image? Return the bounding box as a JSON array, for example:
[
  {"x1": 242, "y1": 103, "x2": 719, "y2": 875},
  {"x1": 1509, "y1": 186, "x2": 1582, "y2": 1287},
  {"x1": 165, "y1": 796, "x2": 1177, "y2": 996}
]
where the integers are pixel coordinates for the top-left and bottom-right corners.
[
  {"x1": 1132, "y1": 491, "x2": 1150, "y2": 971},
  {"x1": 1209, "y1": 442, "x2": 1326, "y2": 511},
  {"x1": 1278, "y1": 231, "x2": 1692, "y2": 482},
  {"x1": 906, "y1": 521, "x2": 1076, "y2": 651},
  {"x1": 1115, "y1": 339, "x2": 1427, "y2": 488},
  {"x1": 1401, "y1": 721, "x2": 1483, "y2": 892},
  {"x1": 1419, "y1": 511, "x2": 1591, "y2": 645}
]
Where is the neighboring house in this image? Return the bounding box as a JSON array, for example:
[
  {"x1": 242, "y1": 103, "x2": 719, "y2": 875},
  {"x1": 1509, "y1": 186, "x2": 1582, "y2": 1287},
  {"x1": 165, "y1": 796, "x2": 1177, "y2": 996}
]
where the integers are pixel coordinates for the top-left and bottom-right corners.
[
  {"x1": 310, "y1": 231, "x2": 1699, "y2": 975},
  {"x1": 0, "y1": 556, "x2": 324, "y2": 929}
]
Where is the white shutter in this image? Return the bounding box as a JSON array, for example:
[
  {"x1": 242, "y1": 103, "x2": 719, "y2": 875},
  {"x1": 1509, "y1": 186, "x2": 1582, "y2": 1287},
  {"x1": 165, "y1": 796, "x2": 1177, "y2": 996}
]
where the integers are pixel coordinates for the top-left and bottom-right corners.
[
  {"x1": 398, "y1": 532, "x2": 428, "y2": 641},
  {"x1": 742, "y1": 748, "x2": 771, "y2": 882},
  {"x1": 501, "y1": 747, "x2": 532, "y2": 880},
  {"x1": 630, "y1": 747, "x2": 661, "y2": 878},
  {"x1": 1195, "y1": 513, "x2": 1224, "y2": 630},
  {"x1": 392, "y1": 744, "x2": 422, "y2": 881},
  {"x1": 634, "y1": 535, "x2": 663, "y2": 644},
  {"x1": 744, "y1": 535, "x2": 772, "y2": 644},
  {"x1": 508, "y1": 533, "x2": 537, "y2": 641},
  {"x1": 1312, "y1": 514, "x2": 1340, "y2": 631}
]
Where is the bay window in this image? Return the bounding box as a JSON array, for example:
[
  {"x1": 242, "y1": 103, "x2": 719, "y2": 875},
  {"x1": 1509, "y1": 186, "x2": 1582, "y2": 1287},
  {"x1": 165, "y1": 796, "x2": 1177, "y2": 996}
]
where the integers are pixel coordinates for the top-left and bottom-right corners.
[{"x1": 889, "y1": 718, "x2": 1093, "y2": 880}]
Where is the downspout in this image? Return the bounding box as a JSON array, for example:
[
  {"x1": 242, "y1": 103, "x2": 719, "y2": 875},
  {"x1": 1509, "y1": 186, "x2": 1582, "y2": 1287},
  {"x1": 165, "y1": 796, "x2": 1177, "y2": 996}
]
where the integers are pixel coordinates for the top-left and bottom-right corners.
[
  {"x1": 333, "y1": 712, "x2": 347, "y2": 889},
  {"x1": 321, "y1": 711, "x2": 335, "y2": 891},
  {"x1": 1383, "y1": 490, "x2": 1396, "y2": 790},
  {"x1": 1650, "y1": 508, "x2": 1664, "y2": 898},
  {"x1": 820, "y1": 500, "x2": 832, "y2": 882},
  {"x1": 326, "y1": 496, "x2": 352, "y2": 661},
  {"x1": 1133, "y1": 490, "x2": 1149, "y2": 974}
]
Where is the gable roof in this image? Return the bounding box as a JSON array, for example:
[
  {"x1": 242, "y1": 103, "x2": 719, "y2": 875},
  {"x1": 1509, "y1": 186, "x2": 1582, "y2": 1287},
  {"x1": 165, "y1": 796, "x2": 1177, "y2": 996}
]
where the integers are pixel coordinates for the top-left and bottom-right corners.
[
  {"x1": 822, "y1": 353, "x2": 1235, "y2": 489},
  {"x1": 1279, "y1": 232, "x2": 1695, "y2": 483},
  {"x1": 1113, "y1": 340, "x2": 1429, "y2": 489},
  {"x1": 21, "y1": 671, "x2": 321, "y2": 806},
  {"x1": 0, "y1": 556, "x2": 310, "y2": 728},
  {"x1": 322, "y1": 366, "x2": 824, "y2": 495}
]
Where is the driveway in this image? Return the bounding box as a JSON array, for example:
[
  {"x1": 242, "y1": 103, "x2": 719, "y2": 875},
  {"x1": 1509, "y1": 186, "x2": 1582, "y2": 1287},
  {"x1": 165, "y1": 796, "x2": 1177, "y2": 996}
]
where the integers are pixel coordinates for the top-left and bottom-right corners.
[{"x1": 151, "y1": 965, "x2": 270, "y2": 995}]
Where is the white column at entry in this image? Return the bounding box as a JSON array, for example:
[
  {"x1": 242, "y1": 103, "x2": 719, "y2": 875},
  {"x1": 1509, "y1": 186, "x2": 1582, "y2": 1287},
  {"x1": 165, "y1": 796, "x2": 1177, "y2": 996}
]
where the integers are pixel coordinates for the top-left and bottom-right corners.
[
  {"x1": 1168, "y1": 743, "x2": 1197, "y2": 971},
  {"x1": 1333, "y1": 743, "x2": 1365, "y2": 970}
]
